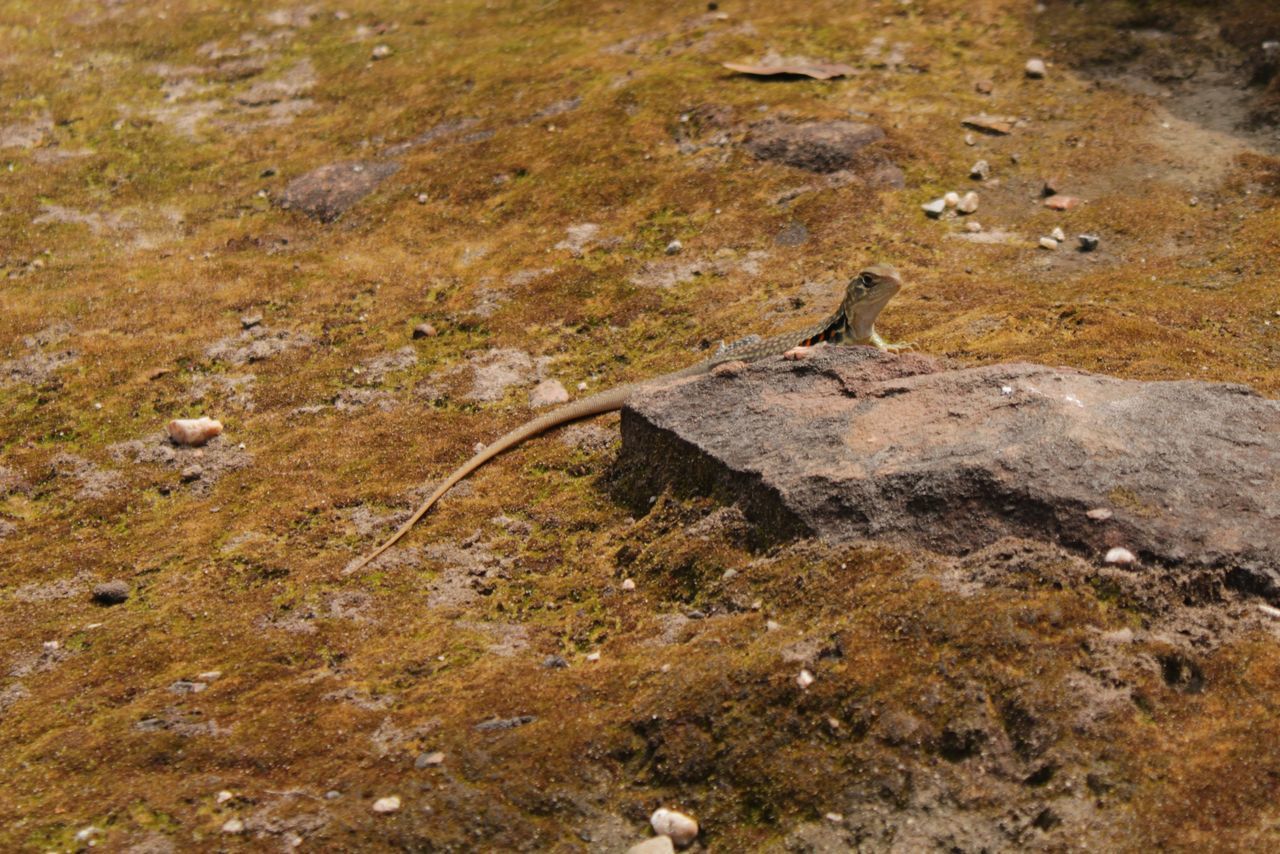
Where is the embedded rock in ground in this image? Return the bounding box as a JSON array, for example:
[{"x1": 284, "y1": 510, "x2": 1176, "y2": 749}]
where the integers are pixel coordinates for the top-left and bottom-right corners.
[
  {"x1": 621, "y1": 348, "x2": 1280, "y2": 594},
  {"x1": 744, "y1": 120, "x2": 888, "y2": 173},
  {"x1": 277, "y1": 160, "x2": 401, "y2": 222}
]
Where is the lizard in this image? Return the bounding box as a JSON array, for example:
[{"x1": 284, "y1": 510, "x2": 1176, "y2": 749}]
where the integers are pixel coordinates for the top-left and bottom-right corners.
[{"x1": 347, "y1": 263, "x2": 905, "y2": 572}]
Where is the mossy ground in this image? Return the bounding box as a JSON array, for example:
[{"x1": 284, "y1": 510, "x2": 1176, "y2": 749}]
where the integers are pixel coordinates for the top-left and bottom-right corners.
[{"x1": 2, "y1": 0, "x2": 1280, "y2": 850}]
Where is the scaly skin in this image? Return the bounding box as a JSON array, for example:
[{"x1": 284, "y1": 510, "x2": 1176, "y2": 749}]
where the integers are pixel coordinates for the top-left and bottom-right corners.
[{"x1": 346, "y1": 264, "x2": 904, "y2": 571}]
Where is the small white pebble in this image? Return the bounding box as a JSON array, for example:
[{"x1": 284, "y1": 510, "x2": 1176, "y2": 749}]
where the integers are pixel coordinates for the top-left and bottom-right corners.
[
  {"x1": 943, "y1": 191, "x2": 961, "y2": 208},
  {"x1": 1104, "y1": 547, "x2": 1137, "y2": 566},
  {"x1": 621, "y1": 578, "x2": 636, "y2": 591},
  {"x1": 921, "y1": 197, "x2": 947, "y2": 217},
  {"x1": 1039, "y1": 237, "x2": 1059, "y2": 250},
  {"x1": 957, "y1": 191, "x2": 979, "y2": 214},
  {"x1": 665, "y1": 239, "x2": 683, "y2": 255},
  {"x1": 628, "y1": 837, "x2": 675, "y2": 854},
  {"x1": 371, "y1": 44, "x2": 392, "y2": 60},
  {"x1": 93, "y1": 401, "x2": 102, "y2": 410},
  {"x1": 969, "y1": 159, "x2": 990, "y2": 180},
  {"x1": 75, "y1": 826, "x2": 100, "y2": 842},
  {"x1": 416, "y1": 193, "x2": 428, "y2": 204},
  {"x1": 167, "y1": 417, "x2": 223, "y2": 447},
  {"x1": 577, "y1": 381, "x2": 588, "y2": 391},
  {"x1": 722, "y1": 568, "x2": 738, "y2": 580},
  {"x1": 372, "y1": 796, "x2": 401, "y2": 814},
  {"x1": 1025, "y1": 58, "x2": 1046, "y2": 78},
  {"x1": 43, "y1": 640, "x2": 59, "y2": 651},
  {"x1": 650, "y1": 808, "x2": 699, "y2": 847},
  {"x1": 221, "y1": 818, "x2": 245, "y2": 834},
  {"x1": 1000, "y1": 385, "x2": 1013, "y2": 395},
  {"x1": 751, "y1": 599, "x2": 763, "y2": 611},
  {"x1": 965, "y1": 221, "x2": 983, "y2": 233},
  {"x1": 1050, "y1": 226, "x2": 1066, "y2": 242},
  {"x1": 766, "y1": 619, "x2": 781, "y2": 632},
  {"x1": 586, "y1": 651, "x2": 601, "y2": 662},
  {"x1": 964, "y1": 132, "x2": 976, "y2": 146},
  {"x1": 1258, "y1": 603, "x2": 1280, "y2": 619},
  {"x1": 1086, "y1": 508, "x2": 1113, "y2": 521},
  {"x1": 1189, "y1": 196, "x2": 1199, "y2": 207},
  {"x1": 797, "y1": 669, "x2": 815, "y2": 689},
  {"x1": 420, "y1": 751, "x2": 445, "y2": 766},
  {"x1": 215, "y1": 790, "x2": 234, "y2": 805},
  {"x1": 825, "y1": 812, "x2": 844, "y2": 823}
]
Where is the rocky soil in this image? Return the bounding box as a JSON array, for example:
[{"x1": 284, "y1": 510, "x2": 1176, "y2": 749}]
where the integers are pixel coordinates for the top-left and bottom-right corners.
[{"x1": 2, "y1": 0, "x2": 1280, "y2": 851}]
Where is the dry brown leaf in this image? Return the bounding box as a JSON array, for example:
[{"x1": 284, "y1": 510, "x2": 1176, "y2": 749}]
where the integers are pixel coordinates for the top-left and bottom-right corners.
[
  {"x1": 722, "y1": 61, "x2": 857, "y2": 80},
  {"x1": 961, "y1": 114, "x2": 1017, "y2": 135}
]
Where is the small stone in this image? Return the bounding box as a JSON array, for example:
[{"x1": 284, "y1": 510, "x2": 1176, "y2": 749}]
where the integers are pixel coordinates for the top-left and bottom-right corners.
[
  {"x1": 325, "y1": 790, "x2": 342, "y2": 799},
  {"x1": 370, "y1": 44, "x2": 392, "y2": 60},
  {"x1": 1086, "y1": 508, "x2": 1113, "y2": 521},
  {"x1": 180, "y1": 464, "x2": 204, "y2": 482},
  {"x1": 415, "y1": 751, "x2": 445, "y2": 768},
  {"x1": 621, "y1": 578, "x2": 636, "y2": 591},
  {"x1": 43, "y1": 640, "x2": 59, "y2": 651},
  {"x1": 650, "y1": 808, "x2": 699, "y2": 847},
  {"x1": 1050, "y1": 226, "x2": 1066, "y2": 242},
  {"x1": 198, "y1": 670, "x2": 223, "y2": 682},
  {"x1": 1188, "y1": 196, "x2": 1199, "y2": 207},
  {"x1": 975, "y1": 79, "x2": 993, "y2": 94},
  {"x1": 964, "y1": 132, "x2": 976, "y2": 146},
  {"x1": 797, "y1": 669, "x2": 815, "y2": 688},
  {"x1": 665, "y1": 239, "x2": 683, "y2": 255},
  {"x1": 825, "y1": 812, "x2": 845, "y2": 823},
  {"x1": 1025, "y1": 58, "x2": 1047, "y2": 79},
  {"x1": 168, "y1": 679, "x2": 207, "y2": 694},
  {"x1": 957, "y1": 191, "x2": 979, "y2": 214},
  {"x1": 969, "y1": 159, "x2": 990, "y2": 180},
  {"x1": 75, "y1": 826, "x2": 100, "y2": 842},
  {"x1": 1044, "y1": 195, "x2": 1079, "y2": 210},
  {"x1": 167, "y1": 417, "x2": 223, "y2": 447},
  {"x1": 1258, "y1": 603, "x2": 1280, "y2": 619},
  {"x1": 412, "y1": 322, "x2": 437, "y2": 339},
  {"x1": 1077, "y1": 234, "x2": 1100, "y2": 252},
  {"x1": 239, "y1": 313, "x2": 263, "y2": 329},
  {"x1": 92, "y1": 580, "x2": 130, "y2": 605},
  {"x1": 965, "y1": 221, "x2": 983, "y2": 233},
  {"x1": 586, "y1": 651, "x2": 601, "y2": 662},
  {"x1": 921, "y1": 198, "x2": 947, "y2": 218},
  {"x1": 1104, "y1": 547, "x2": 1137, "y2": 566},
  {"x1": 543, "y1": 654, "x2": 569, "y2": 668},
  {"x1": 372, "y1": 796, "x2": 401, "y2": 813},
  {"x1": 722, "y1": 568, "x2": 738, "y2": 580},
  {"x1": 1039, "y1": 237, "x2": 1059, "y2": 250},
  {"x1": 215, "y1": 790, "x2": 234, "y2": 804},
  {"x1": 221, "y1": 818, "x2": 245, "y2": 834},
  {"x1": 628, "y1": 837, "x2": 676, "y2": 854},
  {"x1": 943, "y1": 191, "x2": 961, "y2": 208},
  {"x1": 416, "y1": 193, "x2": 428, "y2": 204},
  {"x1": 529, "y1": 379, "x2": 570, "y2": 408}
]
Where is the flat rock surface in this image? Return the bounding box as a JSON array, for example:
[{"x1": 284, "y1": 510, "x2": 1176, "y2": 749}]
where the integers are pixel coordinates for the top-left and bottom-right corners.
[
  {"x1": 277, "y1": 160, "x2": 400, "y2": 222},
  {"x1": 623, "y1": 348, "x2": 1280, "y2": 591},
  {"x1": 743, "y1": 120, "x2": 888, "y2": 172}
]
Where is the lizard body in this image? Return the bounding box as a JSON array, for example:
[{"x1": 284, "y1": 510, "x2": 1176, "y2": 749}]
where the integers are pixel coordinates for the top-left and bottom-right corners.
[{"x1": 347, "y1": 264, "x2": 904, "y2": 571}]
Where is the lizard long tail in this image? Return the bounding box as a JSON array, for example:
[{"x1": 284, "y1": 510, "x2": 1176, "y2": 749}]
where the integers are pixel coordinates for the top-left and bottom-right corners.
[{"x1": 346, "y1": 384, "x2": 636, "y2": 573}]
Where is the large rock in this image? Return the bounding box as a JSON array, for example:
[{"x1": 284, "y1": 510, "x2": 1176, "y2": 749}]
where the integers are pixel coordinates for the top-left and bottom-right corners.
[
  {"x1": 744, "y1": 120, "x2": 886, "y2": 173},
  {"x1": 277, "y1": 160, "x2": 400, "y2": 222},
  {"x1": 621, "y1": 348, "x2": 1280, "y2": 594}
]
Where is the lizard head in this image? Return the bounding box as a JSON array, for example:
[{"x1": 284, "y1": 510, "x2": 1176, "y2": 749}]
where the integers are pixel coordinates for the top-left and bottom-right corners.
[{"x1": 845, "y1": 264, "x2": 902, "y2": 339}]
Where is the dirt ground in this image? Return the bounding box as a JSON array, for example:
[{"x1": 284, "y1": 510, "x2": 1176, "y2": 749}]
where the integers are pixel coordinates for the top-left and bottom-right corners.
[{"x1": 2, "y1": 0, "x2": 1280, "y2": 850}]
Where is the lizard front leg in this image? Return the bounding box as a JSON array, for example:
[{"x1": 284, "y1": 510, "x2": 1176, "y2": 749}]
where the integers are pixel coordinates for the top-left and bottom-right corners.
[{"x1": 869, "y1": 330, "x2": 913, "y2": 353}]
